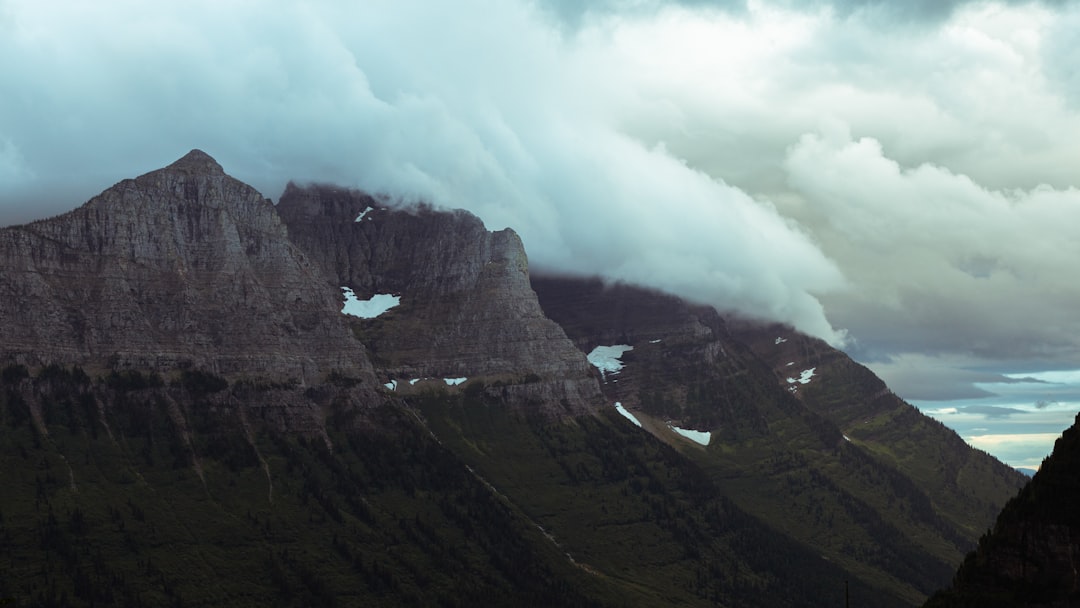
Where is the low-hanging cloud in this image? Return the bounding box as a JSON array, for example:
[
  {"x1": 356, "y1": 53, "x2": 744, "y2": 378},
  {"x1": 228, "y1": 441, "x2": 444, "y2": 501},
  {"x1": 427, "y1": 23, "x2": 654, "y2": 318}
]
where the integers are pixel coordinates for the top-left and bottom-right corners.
[
  {"x1": 0, "y1": 0, "x2": 848, "y2": 343},
  {"x1": 785, "y1": 122, "x2": 1080, "y2": 364}
]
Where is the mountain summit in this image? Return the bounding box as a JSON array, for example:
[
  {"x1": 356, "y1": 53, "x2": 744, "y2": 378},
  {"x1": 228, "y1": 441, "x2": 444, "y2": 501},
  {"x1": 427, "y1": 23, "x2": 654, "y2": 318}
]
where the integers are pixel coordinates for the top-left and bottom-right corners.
[
  {"x1": 162, "y1": 149, "x2": 225, "y2": 175},
  {"x1": 0, "y1": 151, "x2": 369, "y2": 380}
]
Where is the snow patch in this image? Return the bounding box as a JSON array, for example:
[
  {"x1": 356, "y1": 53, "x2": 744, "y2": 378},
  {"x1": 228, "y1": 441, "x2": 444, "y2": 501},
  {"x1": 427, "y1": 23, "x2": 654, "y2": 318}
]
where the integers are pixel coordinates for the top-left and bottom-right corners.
[
  {"x1": 409, "y1": 378, "x2": 423, "y2": 386},
  {"x1": 587, "y1": 344, "x2": 634, "y2": 380},
  {"x1": 649, "y1": 339, "x2": 662, "y2": 344},
  {"x1": 354, "y1": 206, "x2": 374, "y2": 222},
  {"x1": 786, "y1": 368, "x2": 816, "y2": 385},
  {"x1": 775, "y1": 337, "x2": 788, "y2": 344},
  {"x1": 341, "y1": 287, "x2": 400, "y2": 318},
  {"x1": 786, "y1": 362, "x2": 795, "y2": 366},
  {"x1": 843, "y1": 435, "x2": 852, "y2": 442},
  {"x1": 444, "y1": 377, "x2": 467, "y2": 386},
  {"x1": 384, "y1": 380, "x2": 398, "y2": 391},
  {"x1": 614, "y1": 402, "x2": 642, "y2": 428},
  {"x1": 669, "y1": 424, "x2": 711, "y2": 446}
]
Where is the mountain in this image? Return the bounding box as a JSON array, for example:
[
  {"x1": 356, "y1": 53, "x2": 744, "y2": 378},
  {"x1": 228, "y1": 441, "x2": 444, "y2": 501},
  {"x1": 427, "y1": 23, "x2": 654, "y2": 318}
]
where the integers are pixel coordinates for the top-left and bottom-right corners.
[
  {"x1": 0, "y1": 150, "x2": 372, "y2": 384},
  {"x1": 531, "y1": 276, "x2": 1028, "y2": 604},
  {"x1": 274, "y1": 183, "x2": 601, "y2": 414},
  {"x1": 924, "y1": 412, "x2": 1080, "y2": 607},
  {"x1": 0, "y1": 151, "x2": 1027, "y2": 607}
]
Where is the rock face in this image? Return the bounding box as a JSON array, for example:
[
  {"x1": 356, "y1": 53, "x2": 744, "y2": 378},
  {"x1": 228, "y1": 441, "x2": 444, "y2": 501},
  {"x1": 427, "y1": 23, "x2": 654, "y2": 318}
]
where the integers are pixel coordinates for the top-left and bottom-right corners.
[
  {"x1": 531, "y1": 275, "x2": 771, "y2": 436},
  {"x1": 0, "y1": 151, "x2": 374, "y2": 384},
  {"x1": 276, "y1": 184, "x2": 603, "y2": 414},
  {"x1": 926, "y1": 412, "x2": 1080, "y2": 608}
]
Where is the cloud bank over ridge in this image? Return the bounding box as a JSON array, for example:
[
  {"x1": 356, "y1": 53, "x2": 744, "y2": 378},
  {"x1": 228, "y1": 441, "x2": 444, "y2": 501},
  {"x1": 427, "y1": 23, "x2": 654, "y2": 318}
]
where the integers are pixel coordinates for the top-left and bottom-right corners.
[{"x1": 0, "y1": 0, "x2": 851, "y2": 343}]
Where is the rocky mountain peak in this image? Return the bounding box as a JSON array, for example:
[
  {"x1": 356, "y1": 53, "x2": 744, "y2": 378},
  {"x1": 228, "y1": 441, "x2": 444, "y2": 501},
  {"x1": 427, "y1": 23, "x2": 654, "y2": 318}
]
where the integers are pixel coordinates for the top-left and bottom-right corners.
[
  {"x1": 277, "y1": 184, "x2": 604, "y2": 415},
  {"x1": 0, "y1": 154, "x2": 374, "y2": 383},
  {"x1": 163, "y1": 149, "x2": 225, "y2": 176}
]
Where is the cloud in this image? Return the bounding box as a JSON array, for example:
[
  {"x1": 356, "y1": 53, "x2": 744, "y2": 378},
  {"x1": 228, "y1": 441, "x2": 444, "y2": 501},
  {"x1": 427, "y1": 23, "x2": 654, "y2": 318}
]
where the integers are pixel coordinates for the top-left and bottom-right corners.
[
  {"x1": 961, "y1": 405, "x2": 1027, "y2": 419},
  {"x1": 785, "y1": 122, "x2": 1080, "y2": 364},
  {"x1": 927, "y1": 407, "x2": 959, "y2": 416},
  {"x1": 0, "y1": 0, "x2": 849, "y2": 344},
  {"x1": 0, "y1": 136, "x2": 32, "y2": 185},
  {"x1": 965, "y1": 432, "x2": 1063, "y2": 467},
  {"x1": 540, "y1": 0, "x2": 1077, "y2": 27},
  {"x1": 867, "y1": 354, "x2": 1017, "y2": 401}
]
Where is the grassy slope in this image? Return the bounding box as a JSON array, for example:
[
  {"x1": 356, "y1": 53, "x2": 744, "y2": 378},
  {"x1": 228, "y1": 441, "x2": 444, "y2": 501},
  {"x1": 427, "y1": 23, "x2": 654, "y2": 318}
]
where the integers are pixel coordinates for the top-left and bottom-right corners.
[
  {"x1": 530, "y1": 277, "x2": 1027, "y2": 606},
  {"x1": 736, "y1": 328, "x2": 1027, "y2": 538},
  {"x1": 0, "y1": 341, "x2": 1025, "y2": 607},
  {"x1": 414, "y1": 387, "x2": 904, "y2": 608},
  {"x1": 0, "y1": 366, "x2": 615, "y2": 608},
  {"x1": 0, "y1": 363, "x2": 909, "y2": 608}
]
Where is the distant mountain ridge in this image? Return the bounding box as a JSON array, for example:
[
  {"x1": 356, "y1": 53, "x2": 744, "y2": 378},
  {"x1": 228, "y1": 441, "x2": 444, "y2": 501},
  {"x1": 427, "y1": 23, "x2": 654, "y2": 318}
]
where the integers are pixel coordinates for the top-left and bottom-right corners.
[{"x1": 0, "y1": 151, "x2": 1031, "y2": 607}]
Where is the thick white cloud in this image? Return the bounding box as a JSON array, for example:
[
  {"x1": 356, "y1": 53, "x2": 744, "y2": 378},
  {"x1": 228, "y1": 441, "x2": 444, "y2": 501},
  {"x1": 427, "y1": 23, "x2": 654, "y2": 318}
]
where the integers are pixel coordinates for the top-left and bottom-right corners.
[{"x1": 0, "y1": 0, "x2": 848, "y2": 343}]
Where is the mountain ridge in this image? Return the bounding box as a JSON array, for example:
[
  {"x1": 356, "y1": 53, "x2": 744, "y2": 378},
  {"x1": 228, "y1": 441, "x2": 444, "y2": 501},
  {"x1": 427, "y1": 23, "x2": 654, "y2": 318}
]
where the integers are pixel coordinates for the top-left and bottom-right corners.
[
  {"x1": 0, "y1": 151, "x2": 1032, "y2": 607},
  {"x1": 276, "y1": 182, "x2": 605, "y2": 416}
]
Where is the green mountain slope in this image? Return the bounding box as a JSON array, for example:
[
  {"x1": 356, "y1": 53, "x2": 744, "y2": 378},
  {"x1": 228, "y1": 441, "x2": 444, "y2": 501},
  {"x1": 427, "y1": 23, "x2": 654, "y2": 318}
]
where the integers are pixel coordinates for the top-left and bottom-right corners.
[
  {"x1": 732, "y1": 324, "x2": 1029, "y2": 538},
  {"x1": 0, "y1": 366, "x2": 613, "y2": 607},
  {"x1": 531, "y1": 276, "x2": 1028, "y2": 605},
  {"x1": 2, "y1": 364, "x2": 899, "y2": 607}
]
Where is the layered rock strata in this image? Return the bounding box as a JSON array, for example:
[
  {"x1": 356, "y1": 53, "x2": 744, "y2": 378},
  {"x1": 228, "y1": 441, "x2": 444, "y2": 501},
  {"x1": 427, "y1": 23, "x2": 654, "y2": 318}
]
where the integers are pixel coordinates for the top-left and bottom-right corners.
[
  {"x1": 277, "y1": 184, "x2": 603, "y2": 414},
  {"x1": 0, "y1": 151, "x2": 375, "y2": 385}
]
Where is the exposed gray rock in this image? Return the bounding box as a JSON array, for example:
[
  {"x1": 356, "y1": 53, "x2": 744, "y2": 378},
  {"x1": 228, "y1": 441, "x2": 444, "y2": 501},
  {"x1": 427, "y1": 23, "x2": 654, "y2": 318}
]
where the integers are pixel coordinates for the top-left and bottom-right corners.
[
  {"x1": 0, "y1": 150, "x2": 376, "y2": 386},
  {"x1": 277, "y1": 184, "x2": 603, "y2": 415},
  {"x1": 531, "y1": 275, "x2": 769, "y2": 435}
]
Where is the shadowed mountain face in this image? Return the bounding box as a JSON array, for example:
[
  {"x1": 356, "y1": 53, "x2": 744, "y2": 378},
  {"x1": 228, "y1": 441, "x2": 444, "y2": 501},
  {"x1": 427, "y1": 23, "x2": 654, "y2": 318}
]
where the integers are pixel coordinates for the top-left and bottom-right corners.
[
  {"x1": 925, "y1": 412, "x2": 1080, "y2": 608},
  {"x1": 0, "y1": 152, "x2": 1029, "y2": 607}
]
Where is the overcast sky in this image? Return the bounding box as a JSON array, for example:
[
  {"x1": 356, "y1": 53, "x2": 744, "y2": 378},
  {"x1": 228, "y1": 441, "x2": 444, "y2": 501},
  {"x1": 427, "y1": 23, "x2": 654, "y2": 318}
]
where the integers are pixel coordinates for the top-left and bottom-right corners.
[{"x1": 2, "y1": 0, "x2": 1078, "y2": 467}]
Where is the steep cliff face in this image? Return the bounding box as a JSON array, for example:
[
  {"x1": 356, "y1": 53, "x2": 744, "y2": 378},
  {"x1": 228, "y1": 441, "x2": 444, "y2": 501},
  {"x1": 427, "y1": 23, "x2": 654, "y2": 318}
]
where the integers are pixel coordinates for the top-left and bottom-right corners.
[
  {"x1": 926, "y1": 413, "x2": 1080, "y2": 608},
  {"x1": 0, "y1": 151, "x2": 374, "y2": 384},
  {"x1": 277, "y1": 184, "x2": 603, "y2": 414}
]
